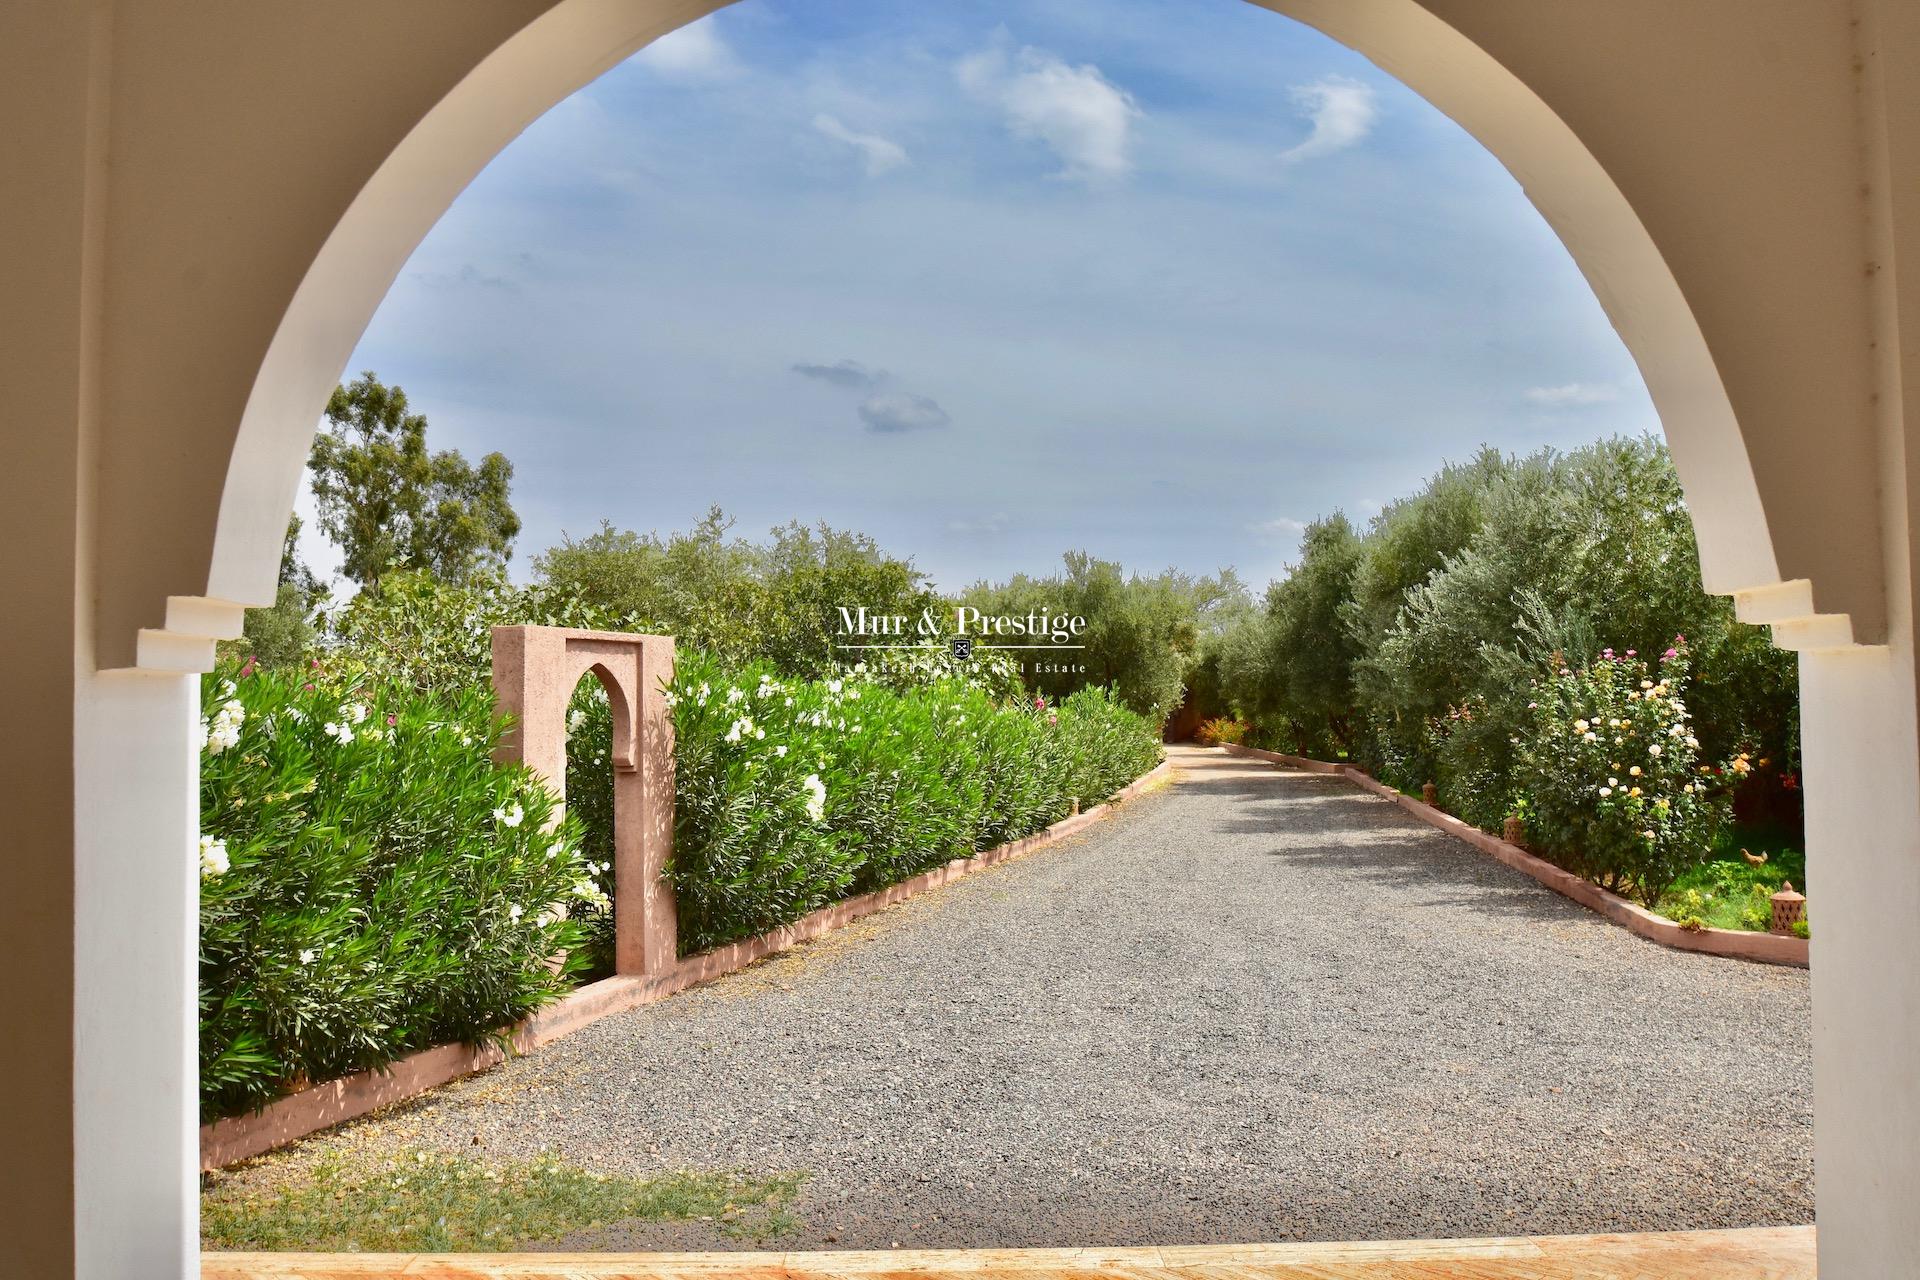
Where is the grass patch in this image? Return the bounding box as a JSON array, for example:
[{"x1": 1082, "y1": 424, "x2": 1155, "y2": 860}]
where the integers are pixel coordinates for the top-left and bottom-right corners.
[
  {"x1": 201, "y1": 1147, "x2": 805, "y2": 1252},
  {"x1": 1654, "y1": 824, "x2": 1808, "y2": 933}
]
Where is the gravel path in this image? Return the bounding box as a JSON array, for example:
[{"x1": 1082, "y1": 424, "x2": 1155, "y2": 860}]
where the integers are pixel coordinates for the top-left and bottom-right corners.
[{"x1": 231, "y1": 747, "x2": 1813, "y2": 1248}]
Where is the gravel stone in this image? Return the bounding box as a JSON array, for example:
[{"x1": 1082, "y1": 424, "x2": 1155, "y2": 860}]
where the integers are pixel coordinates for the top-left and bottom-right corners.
[{"x1": 234, "y1": 747, "x2": 1812, "y2": 1250}]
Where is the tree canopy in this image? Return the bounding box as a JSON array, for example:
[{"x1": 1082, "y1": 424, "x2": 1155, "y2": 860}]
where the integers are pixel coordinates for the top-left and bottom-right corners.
[{"x1": 309, "y1": 372, "x2": 520, "y2": 588}]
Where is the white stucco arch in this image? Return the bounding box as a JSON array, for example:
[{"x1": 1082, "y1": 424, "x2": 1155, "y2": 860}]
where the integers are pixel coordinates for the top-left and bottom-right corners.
[{"x1": 10, "y1": 3, "x2": 1920, "y2": 1278}]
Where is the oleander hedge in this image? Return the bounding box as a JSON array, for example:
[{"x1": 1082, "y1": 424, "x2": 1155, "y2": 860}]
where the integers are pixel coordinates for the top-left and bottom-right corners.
[
  {"x1": 566, "y1": 651, "x2": 1164, "y2": 955},
  {"x1": 201, "y1": 650, "x2": 1163, "y2": 1117}
]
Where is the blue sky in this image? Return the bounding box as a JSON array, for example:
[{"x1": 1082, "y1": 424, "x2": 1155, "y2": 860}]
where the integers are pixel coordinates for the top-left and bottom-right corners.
[{"x1": 317, "y1": 0, "x2": 1657, "y2": 593}]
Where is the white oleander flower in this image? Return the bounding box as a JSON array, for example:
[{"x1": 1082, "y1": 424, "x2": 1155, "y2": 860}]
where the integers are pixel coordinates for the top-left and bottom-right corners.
[
  {"x1": 568, "y1": 708, "x2": 587, "y2": 736},
  {"x1": 198, "y1": 835, "x2": 230, "y2": 879},
  {"x1": 347, "y1": 702, "x2": 369, "y2": 725},
  {"x1": 775, "y1": 745, "x2": 788, "y2": 757},
  {"x1": 493, "y1": 803, "x2": 525, "y2": 828},
  {"x1": 802, "y1": 774, "x2": 827, "y2": 823},
  {"x1": 508, "y1": 904, "x2": 524, "y2": 923},
  {"x1": 298, "y1": 949, "x2": 316, "y2": 965},
  {"x1": 323, "y1": 721, "x2": 354, "y2": 745},
  {"x1": 205, "y1": 698, "x2": 246, "y2": 754}
]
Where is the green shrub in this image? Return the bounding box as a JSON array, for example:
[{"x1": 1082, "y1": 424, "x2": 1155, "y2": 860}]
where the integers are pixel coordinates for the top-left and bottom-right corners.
[
  {"x1": 1217, "y1": 437, "x2": 1799, "y2": 833},
  {"x1": 328, "y1": 567, "x2": 644, "y2": 696},
  {"x1": 1196, "y1": 716, "x2": 1249, "y2": 746},
  {"x1": 1513, "y1": 641, "x2": 1734, "y2": 905},
  {"x1": 1054, "y1": 686, "x2": 1168, "y2": 807},
  {"x1": 963, "y1": 553, "x2": 1245, "y2": 726},
  {"x1": 197, "y1": 663, "x2": 594, "y2": 1120},
  {"x1": 654, "y1": 655, "x2": 1162, "y2": 953},
  {"x1": 532, "y1": 509, "x2": 942, "y2": 679}
]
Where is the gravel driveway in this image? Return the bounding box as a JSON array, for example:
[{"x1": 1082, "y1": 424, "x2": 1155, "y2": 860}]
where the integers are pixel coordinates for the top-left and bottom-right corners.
[{"x1": 233, "y1": 746, "x2": 1813, "y2": 1248}]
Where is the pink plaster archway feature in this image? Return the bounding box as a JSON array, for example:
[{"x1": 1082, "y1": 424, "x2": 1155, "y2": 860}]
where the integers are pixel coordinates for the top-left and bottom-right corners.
[{"x1": 491, "y1": 625, "x2": 677, "y2": 977}]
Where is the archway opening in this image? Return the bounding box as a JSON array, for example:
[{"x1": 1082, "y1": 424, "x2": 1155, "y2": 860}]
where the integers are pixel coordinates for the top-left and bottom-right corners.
[{"x1": 176, "y1": 0, "x2": 1827, "y2": 1274}]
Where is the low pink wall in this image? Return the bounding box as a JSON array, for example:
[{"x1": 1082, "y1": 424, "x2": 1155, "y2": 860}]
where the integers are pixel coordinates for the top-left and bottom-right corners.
[
  {"x1": 1221, "y1": 743, "x2": 1808, "y2": 969},
  {"x1": 200, "y1": 759, "x2": 1176, "y2": 1170}
]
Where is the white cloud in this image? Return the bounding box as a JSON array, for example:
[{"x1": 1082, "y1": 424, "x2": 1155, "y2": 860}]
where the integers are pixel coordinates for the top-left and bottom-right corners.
[
  {"x1": 1251, "y1": 516, "x2": 1307, "y2": 538},
  {"x1": 1525, "y1": 382, "x2": 1620, "y2": 407},
  {"x1": 958, "y1": 37, "x2": 1140, "y2": 182},
  {"x1": 633, "y1": 18, "x2": 740, "y2": 80},
  {"x1": 859, "y1": 392, "x2": 952, "y2": 433},
  {"x1": 1278, "y1": 75, "x2": 1378, "y2": 164},
  {"x1": 811, "y1": 114, "x2": 909, "y2": 175}
]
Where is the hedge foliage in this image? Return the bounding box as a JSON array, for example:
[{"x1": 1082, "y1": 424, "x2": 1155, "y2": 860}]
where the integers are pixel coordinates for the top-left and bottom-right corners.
[
  {"x1": 566, "y1": 651, "x2": 1163, "y2": 955},
  {"x1": 197, "y1": 664, "x2": 597, "y2": 1120}
]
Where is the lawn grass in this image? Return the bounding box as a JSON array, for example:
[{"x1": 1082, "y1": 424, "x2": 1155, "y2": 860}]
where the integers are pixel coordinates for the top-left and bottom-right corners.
[
  {"x1": 1654, "y1": 823, "x2": 1808, "y2": 934},
  {"x1": 201, "y1": 1147, "x2": 804, "y2": 1252}
]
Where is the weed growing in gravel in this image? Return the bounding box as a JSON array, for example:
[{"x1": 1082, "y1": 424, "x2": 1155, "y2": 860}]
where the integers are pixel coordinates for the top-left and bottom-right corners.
[{"x1": 201, "y1": 1147, "x2": 804, "y2": 1251}]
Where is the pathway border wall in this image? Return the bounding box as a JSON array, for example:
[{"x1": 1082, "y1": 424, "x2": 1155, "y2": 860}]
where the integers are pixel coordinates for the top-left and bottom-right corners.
[{"x1": 1221, "y1": 743, "x2": 1808, "y2": 968}]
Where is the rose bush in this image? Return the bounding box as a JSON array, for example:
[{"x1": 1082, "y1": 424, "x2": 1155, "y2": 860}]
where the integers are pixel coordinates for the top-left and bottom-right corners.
[{"x1": 1513, "y1": 641, "x2": 1736, "y2": 905}]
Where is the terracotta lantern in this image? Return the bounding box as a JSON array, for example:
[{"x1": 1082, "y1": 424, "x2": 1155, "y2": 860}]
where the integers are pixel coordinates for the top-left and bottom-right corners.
[
  {"x1": 1503, "y1": 816, "x2": 1526, "y2": 847},
  {"x1": 1422, "y1": 782, "x2": 1439, "y2": 807},
  {"x1": 1771, "y1": 881, "x2": 1807, "y2": 935}
]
